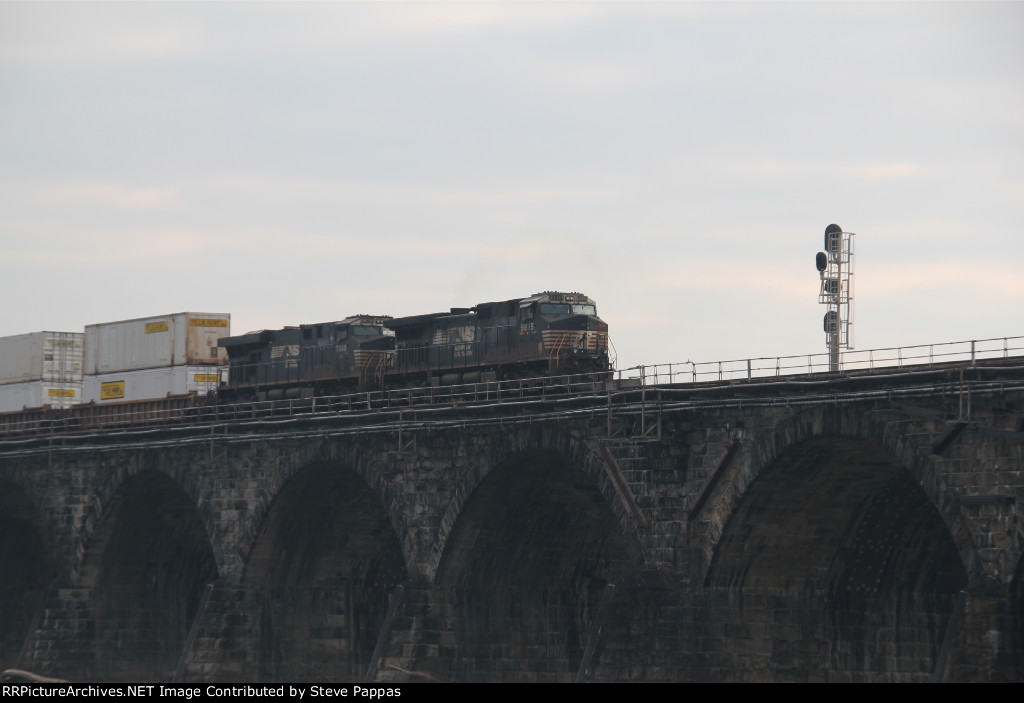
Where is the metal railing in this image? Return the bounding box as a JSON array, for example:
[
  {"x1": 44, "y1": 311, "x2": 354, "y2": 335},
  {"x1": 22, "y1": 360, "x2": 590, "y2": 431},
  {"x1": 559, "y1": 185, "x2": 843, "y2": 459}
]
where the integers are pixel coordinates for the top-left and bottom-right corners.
[
  {"x1": 0, "y1": 372, "x2": 613, "y2": 439},
  {"x1": 615, "y1": 336, "x2": 1024, "y2": 386}
]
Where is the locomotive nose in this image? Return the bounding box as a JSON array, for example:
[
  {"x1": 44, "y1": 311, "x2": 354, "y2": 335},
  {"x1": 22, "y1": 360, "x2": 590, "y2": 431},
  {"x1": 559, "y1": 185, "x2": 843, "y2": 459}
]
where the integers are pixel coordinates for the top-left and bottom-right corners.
[
  {"x1": 361, "y1": 336, "x2": 396, "y2": 350},
  {"x1": 550, "y1": 315, "x2": 607, "y2": 332}
]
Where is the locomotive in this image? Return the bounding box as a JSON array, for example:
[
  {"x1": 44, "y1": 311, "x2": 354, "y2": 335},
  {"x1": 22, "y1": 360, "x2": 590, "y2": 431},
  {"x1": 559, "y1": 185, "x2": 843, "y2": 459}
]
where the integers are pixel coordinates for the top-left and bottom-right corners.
[
  {"x1": 218, "y1": 315, "x2": 395, "y2": 400},
  {"x1": 219, "y1": 292, "x2": 609, "y2": 401}
]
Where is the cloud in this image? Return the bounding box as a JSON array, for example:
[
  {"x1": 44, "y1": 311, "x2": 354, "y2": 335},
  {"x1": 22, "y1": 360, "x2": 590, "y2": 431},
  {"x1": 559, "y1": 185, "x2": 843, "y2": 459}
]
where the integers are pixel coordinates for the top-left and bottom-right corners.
[
  {"x1": 847, "y1": 162, "x2": 925, "y2": 180},
  {"x1": 727, "y1": 159, "x2": 809, "y2": 178},
  {"x1": 39, "y1": 183, "x2": 180, "y2": 209},
  {"x1": 637, "y1": 257, "x2": 816, "y2": 300},
  {"x1": 357, "y1": 3, "x2": 604, "y2": 39},
  {"x1": 0, "y1": 6, "x2": 201, "y2": 65},
  {"x1": 518, "y1": 55, "x2": 649, "y2": 93},
  {"x1": 715, "y1": 159, "x2": 929, "y2": 182},
  {"x1": 2, "y1": 226, "x2": 210, "y2": 267},
  {"x1": 424, "y1": 183, "x2": 617, "y2": 206},
  {"x1": 207, "y1": 173, "x2": 616, "y2": 208},
  {"x1": 860, "y1": 260, "x2": 1023, "y2": 298},
  {"x1": 110, "y1": 27, "x2": 197, "y2": 58},
  {"x1": 282, "y1": 230, "x2": 587, "y2": 262}
]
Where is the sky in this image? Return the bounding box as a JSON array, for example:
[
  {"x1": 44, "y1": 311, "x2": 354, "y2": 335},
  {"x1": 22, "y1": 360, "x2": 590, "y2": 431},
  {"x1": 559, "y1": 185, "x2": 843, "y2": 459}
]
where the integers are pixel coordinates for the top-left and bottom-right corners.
[{"x1": 1, "y1": 1, "x2": 1022, "y2": 372}]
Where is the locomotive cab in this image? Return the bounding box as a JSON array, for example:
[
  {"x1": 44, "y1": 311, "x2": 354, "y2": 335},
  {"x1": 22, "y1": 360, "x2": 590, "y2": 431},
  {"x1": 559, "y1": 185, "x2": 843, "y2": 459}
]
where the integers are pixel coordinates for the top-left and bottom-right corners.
[
  {"x1": 319, "y1": 316, "x2": 395, "y2": 392},
  {"x1": 517, "y1": 292, "x2": 609, "y2": 373}
]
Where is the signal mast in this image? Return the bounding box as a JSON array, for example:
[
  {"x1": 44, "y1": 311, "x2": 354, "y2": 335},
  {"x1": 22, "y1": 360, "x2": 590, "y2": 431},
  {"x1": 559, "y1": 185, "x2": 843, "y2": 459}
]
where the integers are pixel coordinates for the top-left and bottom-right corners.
[{"x1": 815, "y1": 224, "x2": 855, "y2": 372}]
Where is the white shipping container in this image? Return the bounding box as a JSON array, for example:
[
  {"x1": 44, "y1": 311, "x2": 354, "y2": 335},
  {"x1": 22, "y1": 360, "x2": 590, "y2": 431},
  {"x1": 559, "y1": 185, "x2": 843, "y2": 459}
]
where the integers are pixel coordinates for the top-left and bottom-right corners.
[
  {"x1": 82, "y1": 366, "x2": 222, "y2": 404},
  {"x1": 0, "y1": 331, "x2": 84, "y2": 385},
  {"x1": 0, "y1": 380, "x2": 83, "y2": 412},
  {"x1": 84, "y1": 312, "x2": 230, "y2": 374}
]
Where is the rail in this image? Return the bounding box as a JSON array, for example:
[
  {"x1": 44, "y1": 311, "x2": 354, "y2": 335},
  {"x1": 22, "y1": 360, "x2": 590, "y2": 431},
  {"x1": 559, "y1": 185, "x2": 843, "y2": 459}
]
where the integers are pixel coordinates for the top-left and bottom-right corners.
[
  {"x1": 616, "y1": 336, "x2": 1024, "y2": 386},
  {"x1": 0, "y1": 335, "x2": 1022, "y2": 440}
]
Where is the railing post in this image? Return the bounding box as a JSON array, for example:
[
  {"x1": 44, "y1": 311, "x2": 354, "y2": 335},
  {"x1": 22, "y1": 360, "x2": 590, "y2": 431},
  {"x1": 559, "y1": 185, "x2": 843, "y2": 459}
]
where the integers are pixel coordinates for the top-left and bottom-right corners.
[
  {"x1": 640, "y1": 383, "x2": 646, "y2": 437},
  {"x1": 606, "y1": 384, "x2": 612, "y2": 438}
]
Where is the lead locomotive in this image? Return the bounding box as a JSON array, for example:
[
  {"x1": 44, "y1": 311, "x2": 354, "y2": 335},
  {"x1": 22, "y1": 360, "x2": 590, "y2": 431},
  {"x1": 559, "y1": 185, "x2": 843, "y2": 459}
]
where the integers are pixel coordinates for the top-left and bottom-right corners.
[{"x1": 219, "y1": 292, "x2": 608, "y2": 400}]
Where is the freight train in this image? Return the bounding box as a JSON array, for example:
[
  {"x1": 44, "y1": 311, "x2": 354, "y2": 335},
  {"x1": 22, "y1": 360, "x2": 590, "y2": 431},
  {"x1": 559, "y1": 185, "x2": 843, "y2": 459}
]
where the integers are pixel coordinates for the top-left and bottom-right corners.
[
  {"x1": 219, "y1": 291, "x2": 610, "y2": 401},
  {"x1": 0, "y1": 291, "x2": 609, "y2": 435}
]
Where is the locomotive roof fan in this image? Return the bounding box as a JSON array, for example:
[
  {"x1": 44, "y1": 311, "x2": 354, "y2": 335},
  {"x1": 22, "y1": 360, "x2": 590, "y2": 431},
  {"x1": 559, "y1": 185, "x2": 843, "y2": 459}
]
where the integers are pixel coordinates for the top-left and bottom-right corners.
[{"x1": 815, "y1": 224, "x2": 855, "y2": 372}]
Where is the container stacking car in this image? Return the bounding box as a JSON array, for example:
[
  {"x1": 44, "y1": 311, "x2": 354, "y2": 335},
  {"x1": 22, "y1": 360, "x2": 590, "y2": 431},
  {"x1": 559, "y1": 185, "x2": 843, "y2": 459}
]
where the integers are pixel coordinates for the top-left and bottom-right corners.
[{"x1": 82, "y1": 312, "x2": 230, "y2": 403}]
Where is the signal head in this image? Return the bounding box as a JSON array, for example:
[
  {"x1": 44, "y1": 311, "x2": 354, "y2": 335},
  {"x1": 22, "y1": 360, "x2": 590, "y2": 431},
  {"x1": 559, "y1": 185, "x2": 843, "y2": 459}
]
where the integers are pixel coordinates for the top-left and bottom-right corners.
[{"x1": 824, "y1": 223, "x2": 842, "y2": 251}]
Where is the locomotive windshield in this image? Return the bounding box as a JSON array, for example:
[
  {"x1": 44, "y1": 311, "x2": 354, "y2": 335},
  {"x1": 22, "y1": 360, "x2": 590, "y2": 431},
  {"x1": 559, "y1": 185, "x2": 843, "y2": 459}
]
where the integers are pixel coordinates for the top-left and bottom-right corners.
[
  {"x1": 538, "y1": 303, "x2": 596, "y2": 316},
  {"x1": 351, "y1": 325, "x2": 394, "y2": 337}
]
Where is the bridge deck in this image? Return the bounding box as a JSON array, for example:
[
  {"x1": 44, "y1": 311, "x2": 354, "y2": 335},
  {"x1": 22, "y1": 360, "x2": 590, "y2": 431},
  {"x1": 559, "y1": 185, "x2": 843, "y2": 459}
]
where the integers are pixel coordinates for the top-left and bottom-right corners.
[{"x1": 2, "y1": 354, "x2": 1023, "y2": 453}]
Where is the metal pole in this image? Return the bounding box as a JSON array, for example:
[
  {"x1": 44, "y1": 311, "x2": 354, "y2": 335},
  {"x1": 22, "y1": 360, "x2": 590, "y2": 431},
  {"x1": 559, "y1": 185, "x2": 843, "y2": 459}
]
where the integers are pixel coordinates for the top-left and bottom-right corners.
[{"x1": 830, "y1": 236, "x2": 841, "y2": 373}]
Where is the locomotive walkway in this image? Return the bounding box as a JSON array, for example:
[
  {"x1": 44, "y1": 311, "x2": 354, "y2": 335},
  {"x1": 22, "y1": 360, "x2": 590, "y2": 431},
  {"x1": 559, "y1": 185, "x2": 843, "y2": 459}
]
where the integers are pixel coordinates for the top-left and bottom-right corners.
[{"x1": 2, "y1": 336, "x2": 1023, "y2": 682}]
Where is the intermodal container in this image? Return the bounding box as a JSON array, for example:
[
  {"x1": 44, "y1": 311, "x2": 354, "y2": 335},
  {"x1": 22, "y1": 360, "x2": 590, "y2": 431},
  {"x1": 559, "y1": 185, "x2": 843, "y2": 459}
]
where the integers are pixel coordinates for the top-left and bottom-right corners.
[
  {"x1": 82, "y1": 365, "x2": 222, "y2": 404},
  {"x1": 0, "y1": 331, "x2": 84, "y2": 385},
  {"x1": 83, "y1": 313, "x2": 230, "y2": 374},
  {"x1": 0, "y1": 380, "x2": 83, "y2": 412}
]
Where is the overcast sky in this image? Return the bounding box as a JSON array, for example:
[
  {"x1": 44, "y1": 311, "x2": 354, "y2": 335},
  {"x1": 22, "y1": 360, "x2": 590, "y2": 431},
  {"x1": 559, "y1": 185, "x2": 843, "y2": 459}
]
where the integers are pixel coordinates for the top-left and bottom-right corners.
[{"x1": 1, "y1": 1, "x2": 1021, "y2": 370}]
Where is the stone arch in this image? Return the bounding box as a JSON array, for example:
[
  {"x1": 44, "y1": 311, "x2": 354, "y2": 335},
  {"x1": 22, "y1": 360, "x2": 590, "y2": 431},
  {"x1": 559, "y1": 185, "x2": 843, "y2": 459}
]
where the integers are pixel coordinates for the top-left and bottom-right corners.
[
  {"x1": 220, "y1": 438, "x2": 413, "y2": 586},
  {"x1": 701, "y1": 419, "x2": 969, "y2": 681},
  {"x1": 698, "y1": 405, "x2": 976, "y2": 584},
  {"x1": 239, "y1": 458, "x2": 408, "y2": 682},
  {"x1": 76, "y1": 469, "x2": 219, "y2": 682},
  {"x1": 430, "y1": 424, "x2": 641, "y2": 581},
  {"x1": 0, "y1": 479, "x2": 53, "y2": 669},
  {"x1": 426, "y1": 427, "x2": 640, "y2": 682},
  {"x1": 68, "y1": 446, "x2": 229, "y2": 582}
]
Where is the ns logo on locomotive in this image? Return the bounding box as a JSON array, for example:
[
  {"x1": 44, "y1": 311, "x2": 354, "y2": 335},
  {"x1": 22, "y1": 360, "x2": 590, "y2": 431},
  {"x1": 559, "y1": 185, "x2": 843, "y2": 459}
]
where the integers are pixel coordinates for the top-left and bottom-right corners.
[{"x1": 219, "y1": 291, "x2": 610, "y2": 401}]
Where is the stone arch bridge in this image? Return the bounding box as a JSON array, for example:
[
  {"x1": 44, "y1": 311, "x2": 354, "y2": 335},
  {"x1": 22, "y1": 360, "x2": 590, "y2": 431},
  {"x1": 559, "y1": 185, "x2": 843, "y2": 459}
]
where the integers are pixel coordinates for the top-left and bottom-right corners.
[{"x1": 2, "y1": 360, "x2": 1023, "y2": 682}]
